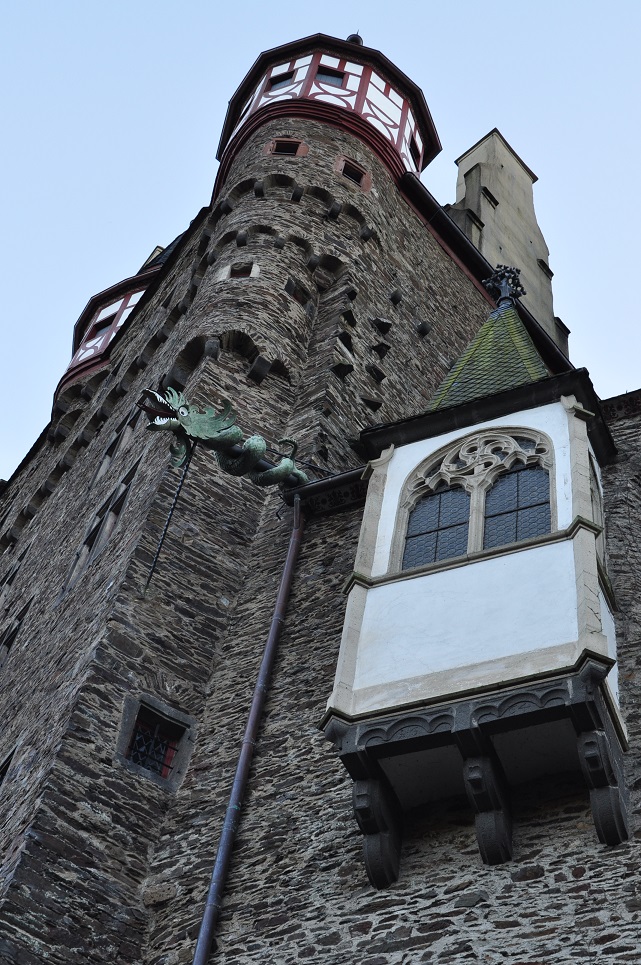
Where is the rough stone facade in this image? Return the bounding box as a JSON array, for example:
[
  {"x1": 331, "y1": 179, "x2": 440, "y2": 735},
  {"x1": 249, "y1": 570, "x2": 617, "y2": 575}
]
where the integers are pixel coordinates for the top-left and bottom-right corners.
[{"x1": 0, "y1": 33, "x2": 639, "y2": 965}]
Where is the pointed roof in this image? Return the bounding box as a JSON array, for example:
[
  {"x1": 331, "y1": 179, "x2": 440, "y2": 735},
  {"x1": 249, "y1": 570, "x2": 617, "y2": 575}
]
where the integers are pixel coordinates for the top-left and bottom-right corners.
[{"x1": 428, "y1": 300, "x2": 550, "y2": 412}]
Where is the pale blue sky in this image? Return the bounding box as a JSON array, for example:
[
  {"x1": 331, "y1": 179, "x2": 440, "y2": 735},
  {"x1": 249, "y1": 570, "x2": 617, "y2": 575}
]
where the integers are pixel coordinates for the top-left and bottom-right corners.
[{"x1": 1, "y1": 0, "x2": 638, "y2": 479}]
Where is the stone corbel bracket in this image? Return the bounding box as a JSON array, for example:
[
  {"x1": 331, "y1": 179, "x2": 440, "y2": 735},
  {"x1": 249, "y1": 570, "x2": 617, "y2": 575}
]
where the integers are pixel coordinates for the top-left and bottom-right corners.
[{"x1": 323, "y1": 656, "x2": 628, "y2": 886}]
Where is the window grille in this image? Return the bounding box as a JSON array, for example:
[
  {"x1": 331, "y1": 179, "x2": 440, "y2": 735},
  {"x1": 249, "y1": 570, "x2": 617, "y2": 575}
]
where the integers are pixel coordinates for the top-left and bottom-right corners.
[{"x1": 126, "y1": 706, "x2": 185, "y2": 779}]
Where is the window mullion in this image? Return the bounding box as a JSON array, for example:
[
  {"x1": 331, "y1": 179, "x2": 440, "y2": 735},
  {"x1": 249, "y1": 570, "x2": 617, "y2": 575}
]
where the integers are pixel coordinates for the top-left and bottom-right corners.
[{"x1": 468, "y1": 483, "x2": 484, "y2": 553}]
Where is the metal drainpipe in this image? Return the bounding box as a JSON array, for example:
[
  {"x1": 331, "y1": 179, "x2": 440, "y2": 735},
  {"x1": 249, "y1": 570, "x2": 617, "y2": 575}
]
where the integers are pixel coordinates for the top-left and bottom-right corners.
[{"x1": 192, "y1": 494, "x2": 305, "y2": 965}]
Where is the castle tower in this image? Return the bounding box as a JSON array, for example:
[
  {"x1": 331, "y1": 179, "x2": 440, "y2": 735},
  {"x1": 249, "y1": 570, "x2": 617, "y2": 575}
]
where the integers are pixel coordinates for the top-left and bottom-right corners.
[{"x1": 0, "y1": 31, "x2": 639, "y2": 965}]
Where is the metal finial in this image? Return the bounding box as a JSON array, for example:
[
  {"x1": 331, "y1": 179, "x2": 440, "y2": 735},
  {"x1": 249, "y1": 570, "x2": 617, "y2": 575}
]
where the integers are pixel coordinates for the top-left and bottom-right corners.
[
  {"x1": 482, "y1": 265, "x2": 526, "y2": 305},
  {"x1": 346, "y1": 32, "x2": 363, "y2": 45}
]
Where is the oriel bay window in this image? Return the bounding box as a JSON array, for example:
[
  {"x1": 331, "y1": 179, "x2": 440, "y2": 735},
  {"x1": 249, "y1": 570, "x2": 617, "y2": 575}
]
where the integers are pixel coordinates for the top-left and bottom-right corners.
[{"x1": 400, "y1": 430, "x2": 553, "y2": 570}]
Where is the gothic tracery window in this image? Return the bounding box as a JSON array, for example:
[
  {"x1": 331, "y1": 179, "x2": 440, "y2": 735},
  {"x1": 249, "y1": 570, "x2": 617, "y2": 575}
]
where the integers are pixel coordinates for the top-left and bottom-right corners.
[{"x1": 400, "y1": 430, "x2": 553, "y2": 570}]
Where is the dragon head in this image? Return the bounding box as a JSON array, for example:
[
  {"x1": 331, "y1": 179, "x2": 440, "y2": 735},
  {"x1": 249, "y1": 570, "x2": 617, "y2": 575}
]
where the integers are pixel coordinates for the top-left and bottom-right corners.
[{"x1": 137, "y1": 387, "x2": 192, "y2": 433}]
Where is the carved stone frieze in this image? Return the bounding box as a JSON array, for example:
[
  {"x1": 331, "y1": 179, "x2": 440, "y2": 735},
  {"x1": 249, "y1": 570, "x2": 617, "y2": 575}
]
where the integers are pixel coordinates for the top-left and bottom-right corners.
[{"x1": 323, "y1": 657, "x2": 628, "y2": 883}]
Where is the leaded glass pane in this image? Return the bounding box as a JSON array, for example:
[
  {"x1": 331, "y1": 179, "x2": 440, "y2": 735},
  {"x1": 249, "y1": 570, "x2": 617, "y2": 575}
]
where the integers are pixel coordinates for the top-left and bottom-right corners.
[
  {"x1": 514, "y1": 436, "x2": 537, "y2": 451},
  {"x1": 518, "y1": 465, "x2": 549, "y2": 506},
  {"x1": 483, "y1": 465, "x2": 550, "y2": 551},
  {"x1": 439, "y1": 487, "x2": 469, "y2": 526},
  {"x1": 485, "y1": 471, "x2": 519, "y2": 514},
  {"x1": 406, "y1": 493, "x2": 440, "y2": 537},
  {"x1": 517, "y1": 504, "x2": 550, "y2": 541},
  {"x1": 403, "y1": 532, "x2": 438, "y2": 569},
  {"x1": 403, "y1": 486, "x2": 470, "y2": 569},
  {"x1": 435, "y1": 522, "x2": 469, "y2": 561},
  {"x1": 484, "y1": 513, "x2": 517, "y2": 549}
]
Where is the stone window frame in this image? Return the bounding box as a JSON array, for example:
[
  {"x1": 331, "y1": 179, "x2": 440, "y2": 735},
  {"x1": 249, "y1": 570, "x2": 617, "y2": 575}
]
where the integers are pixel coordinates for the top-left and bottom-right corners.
[
  {"x1": 334, "y1": 155, "x2": 372, "y2": 192},
  {"x1": 389, "y1": 428, "x2": 556, "y2": 572},
  {"x1": 264, "y1": 137, "x2": 309, "y2": 158},
  {"x1": 115, "y1": 693, "x2": 196, "y2": 791}
]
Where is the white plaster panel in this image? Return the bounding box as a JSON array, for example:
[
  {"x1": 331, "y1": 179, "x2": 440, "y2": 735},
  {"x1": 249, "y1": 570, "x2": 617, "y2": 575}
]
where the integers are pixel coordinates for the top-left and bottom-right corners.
[
  {"x1": 388, "y1": 86, "x2": 403, "y2": 108},
  {"x1": 354, "y1": 540, "x2": 579, "y2": 692},
  {"x1": 96, "y1": 299, "x2": 122, "y2": 321},
  {"x1": 312, "y1": 91, "x2": 357, "y2": 109},
  {"x1": 371, "y1": 402, "x2": 573, "y2": 577},
  {"x1": 366, "y1": 116, "x2": 394, "y2": 139},
  {"x1": 365, "y1": 85, "x2": 401, "y2": 122}
]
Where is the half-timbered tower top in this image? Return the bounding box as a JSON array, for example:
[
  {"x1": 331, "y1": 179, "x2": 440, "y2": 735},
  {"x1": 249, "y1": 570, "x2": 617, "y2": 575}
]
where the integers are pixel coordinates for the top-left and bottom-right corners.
[{"x1": 214, "y1": 32, "x2": 441, "y2": 190}]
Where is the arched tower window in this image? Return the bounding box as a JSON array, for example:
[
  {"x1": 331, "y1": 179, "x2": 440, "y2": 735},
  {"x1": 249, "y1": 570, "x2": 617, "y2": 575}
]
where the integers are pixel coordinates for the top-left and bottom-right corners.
[{"x1": 399, "y1": 430, "x2": 553, "y2": 571}]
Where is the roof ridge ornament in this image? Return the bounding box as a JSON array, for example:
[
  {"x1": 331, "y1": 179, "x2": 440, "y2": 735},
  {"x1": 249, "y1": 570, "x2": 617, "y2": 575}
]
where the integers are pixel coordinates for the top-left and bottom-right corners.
[{"x1": 483, "y1": 265, "x2": 526, "y2": 306}]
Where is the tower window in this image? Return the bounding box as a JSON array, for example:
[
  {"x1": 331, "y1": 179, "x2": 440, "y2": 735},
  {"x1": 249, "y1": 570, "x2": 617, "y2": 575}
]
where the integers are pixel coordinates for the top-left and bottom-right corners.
[
  {"x1": 230, "y1": 262, "x2": 253, "y2": 279},
  {"x1": 409, "y1": 136, "x2": 421, "y2": 169},
  {"x1": 273, "y1": 138, "x2": 301, "y2": 156},
  {"x1": 285, "y1": 278, "x2": 311, "y2": 307},
  {"x1": 92, "y1": 409, "x2": 141, "y2": 486},
  {"x1": 268, "y1": 70, "x2": 295, "y2": 91},
  {"x1": 316, "y1": 66, "x2": 345, "y2": 88},
  {"x1": 127, "y1": 705, "x2": 185, "y2": 779},
  {"x1": 116, "y1": 695, "x2": 196, "y2": 788},
  {"x1": 342, "y1": 162, "x2": 364, "y2": 185},
  {"x1": 0, "y1": 750, "x2": 15, "y2": 789}
]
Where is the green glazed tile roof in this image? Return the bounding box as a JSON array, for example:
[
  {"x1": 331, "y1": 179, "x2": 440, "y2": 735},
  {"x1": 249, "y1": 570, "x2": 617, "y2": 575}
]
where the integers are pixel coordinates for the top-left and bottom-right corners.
[{"x1": 428, "y1": 301, "x2": 550, "y2": 411}]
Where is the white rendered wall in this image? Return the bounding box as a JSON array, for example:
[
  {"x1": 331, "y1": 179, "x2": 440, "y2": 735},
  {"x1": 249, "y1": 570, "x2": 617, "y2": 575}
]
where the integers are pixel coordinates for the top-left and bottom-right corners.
[{"x1": 354, "y1": 540, "x2": 578, "y2": 694}]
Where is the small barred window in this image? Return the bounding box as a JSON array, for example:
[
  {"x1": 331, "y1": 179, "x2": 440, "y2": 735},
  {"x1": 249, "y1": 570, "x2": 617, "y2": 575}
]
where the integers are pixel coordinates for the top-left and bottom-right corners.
[{"x1": 127, "y1": 706, "x2": 185, "y2": 779}]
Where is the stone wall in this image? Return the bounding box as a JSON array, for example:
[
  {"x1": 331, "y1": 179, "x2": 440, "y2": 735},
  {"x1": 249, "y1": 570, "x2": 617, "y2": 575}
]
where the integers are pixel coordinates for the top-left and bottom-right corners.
[{"x1": 1, "y1": 102, "x2": 637, "y2": 965}]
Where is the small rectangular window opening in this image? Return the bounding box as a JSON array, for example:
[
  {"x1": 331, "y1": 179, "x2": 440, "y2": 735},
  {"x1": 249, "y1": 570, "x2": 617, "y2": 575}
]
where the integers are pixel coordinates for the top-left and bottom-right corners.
[
  {"x1": 269, "y1": 70, "x2": 295, "y2": 91},
  {"x1": 273, "y1": 139, "x2": 301, "y2": 156},
  {"x1": 409, "y1": 136, "x2": 421, "y2": 169},
  {"x1": 0, "y1": 751, "x2": 14, "y2": 787},
  {"x1": 127, "y1": 706, "x2": 185, "y2": 779},
  {"x1": 88, "y1": 314, "x2": 116, "y2": 341},
  {"x1": 316, "y1": 67, "x2": 345, "y2": 88},
  {"x1": 230, "y1": 263, "x2": 253, "y2": 279},
  {"x1": 342, "y1": 161, "x2": 365, "y2": 185}
]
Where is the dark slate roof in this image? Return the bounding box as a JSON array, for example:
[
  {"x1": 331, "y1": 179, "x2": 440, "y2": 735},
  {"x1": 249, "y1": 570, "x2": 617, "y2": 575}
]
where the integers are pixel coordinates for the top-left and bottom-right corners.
[{"x1": 428, "y1": 301, "x2": 550, "y2": 411}]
